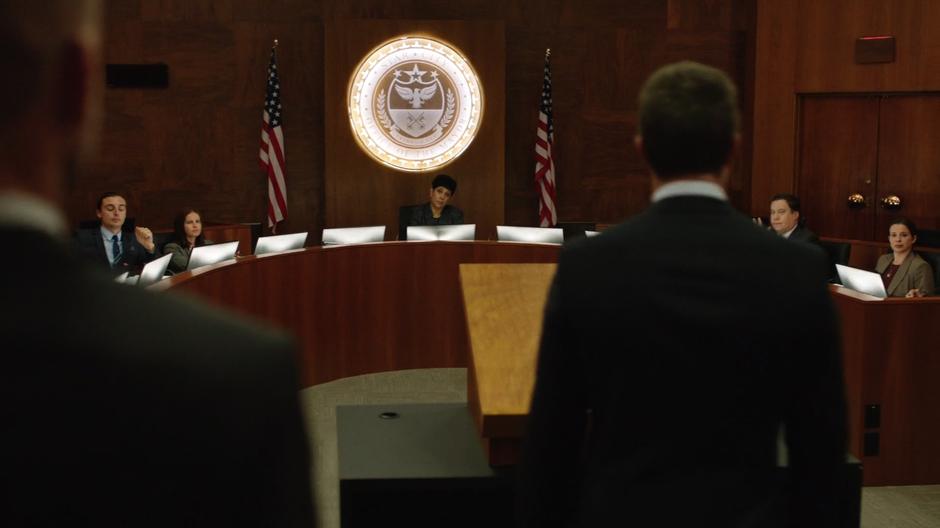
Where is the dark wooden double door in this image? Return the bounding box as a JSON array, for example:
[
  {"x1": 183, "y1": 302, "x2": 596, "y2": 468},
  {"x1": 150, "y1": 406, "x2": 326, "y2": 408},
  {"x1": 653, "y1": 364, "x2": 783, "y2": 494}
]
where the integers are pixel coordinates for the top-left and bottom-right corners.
[{"x1": 797, "y1": 94, "x2": 940, "y2": 241}]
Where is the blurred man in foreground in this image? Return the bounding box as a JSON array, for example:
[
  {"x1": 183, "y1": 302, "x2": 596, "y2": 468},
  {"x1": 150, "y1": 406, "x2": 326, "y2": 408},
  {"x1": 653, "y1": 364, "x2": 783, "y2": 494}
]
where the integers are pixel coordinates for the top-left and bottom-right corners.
[{"x1": 0, "y1": 2, "x2": 314, "y2": 526}]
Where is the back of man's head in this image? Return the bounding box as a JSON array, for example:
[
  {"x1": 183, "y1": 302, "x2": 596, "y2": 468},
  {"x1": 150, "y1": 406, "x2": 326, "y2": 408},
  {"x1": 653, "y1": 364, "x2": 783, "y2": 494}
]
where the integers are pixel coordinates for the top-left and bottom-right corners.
[
  {"x1": 0, "y1": 0, "x2": 102, "y2": 201},
  {"x1": 637, "y1": 61, "x2": 739, "y2": 180}
]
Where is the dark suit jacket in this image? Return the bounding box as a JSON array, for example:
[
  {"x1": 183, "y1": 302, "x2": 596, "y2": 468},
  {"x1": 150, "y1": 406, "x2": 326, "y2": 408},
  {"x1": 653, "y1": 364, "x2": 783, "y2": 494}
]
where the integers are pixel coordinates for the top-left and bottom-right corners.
[
  {"x1": 399, "y1": 203, "x2": 465, "y2": 240},
  {"x1": 787, "y1": 224, "x2": 820, "y2": 245},
  {"x1": 409, "y1": 202, "x2": 464, "y2": 225},
  {"x1": 518, "y1": 196, "x2": 847, "y2": 528},
  {"x1": 2, "y1": 227, "x2": 314, "y2": 527},
  {"x1": 75, "y1": 225, "x2": 157, "y2": 276}
]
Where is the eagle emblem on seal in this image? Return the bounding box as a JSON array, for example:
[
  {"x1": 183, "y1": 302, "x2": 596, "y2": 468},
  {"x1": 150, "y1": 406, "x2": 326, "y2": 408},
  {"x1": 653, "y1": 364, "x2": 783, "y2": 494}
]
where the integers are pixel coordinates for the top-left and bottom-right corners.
[{"x1": 376, "y1": 63, "x2": 456, "y2": 145}]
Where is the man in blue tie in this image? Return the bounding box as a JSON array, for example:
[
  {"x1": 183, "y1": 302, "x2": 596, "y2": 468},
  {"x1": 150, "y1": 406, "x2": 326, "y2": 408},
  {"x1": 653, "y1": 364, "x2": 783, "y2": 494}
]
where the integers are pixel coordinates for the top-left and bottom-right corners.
[{"x1": 75, "y1": 192, "x2": 157, "y2": 274}]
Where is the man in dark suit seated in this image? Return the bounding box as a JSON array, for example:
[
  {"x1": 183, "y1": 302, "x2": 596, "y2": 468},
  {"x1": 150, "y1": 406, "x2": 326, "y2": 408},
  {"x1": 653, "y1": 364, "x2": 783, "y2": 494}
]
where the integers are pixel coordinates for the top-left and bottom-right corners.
[
  {"x1": 770, "y1": 192, "x2": 819, "y2": 244},
  {"x1": 517, "y1": 61, "x2": 847, "y2": 527},
  {"x1": 0, "y1": 2, "x2": 314, "y2": 526},
  {"x1": 400, "y1": 174, "x2": 464, "y2": 239},
  {"x1": 74, "y1": 192, "x2": 158, "y2": 275}
]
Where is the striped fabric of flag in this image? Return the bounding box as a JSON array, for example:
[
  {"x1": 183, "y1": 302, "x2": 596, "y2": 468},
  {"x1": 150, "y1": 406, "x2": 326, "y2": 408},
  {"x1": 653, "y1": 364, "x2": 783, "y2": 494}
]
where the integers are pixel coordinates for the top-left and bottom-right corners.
[
  {"x1": 259, "y1": 44, "x2": 287, "y2": 231},
  {"x1": 534, "y1": 48, "x2": 557, "y2": 228}
]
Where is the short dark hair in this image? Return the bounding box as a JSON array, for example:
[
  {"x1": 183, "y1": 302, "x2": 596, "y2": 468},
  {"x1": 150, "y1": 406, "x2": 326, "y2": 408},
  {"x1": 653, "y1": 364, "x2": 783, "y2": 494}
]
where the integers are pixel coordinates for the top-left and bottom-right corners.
[
  {"x1": 637, "y1": 61, "x2": 740, "y2": 179},
  {"x1": 172, "y1": 207, "x2": 206, "y2": 247},
  {"x1": 97, "y1": 192, "x2": 124, "y2": 210},
  {"x1": 431, "y1": 174, "x2": 457, "y2": 194},
  {"x1": 769, "y1": 193, "x2": 801, "y2": 213},
  {"x1": 889, "y1": 217, "x2": 918, "y2": 238}
]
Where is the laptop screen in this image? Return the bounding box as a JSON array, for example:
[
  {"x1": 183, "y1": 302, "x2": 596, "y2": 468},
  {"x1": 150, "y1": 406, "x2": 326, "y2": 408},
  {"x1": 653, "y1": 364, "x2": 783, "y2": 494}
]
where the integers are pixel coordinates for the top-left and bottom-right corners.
[
  {"x1": 496, "y1": 225, "x2": 563, "y2": 245},
  {"x1": 322, "y1": 226, "x2": 386, "y2": 245},
  {"x1": 836, "y1": 264, "x2": 887, "y2": 299},
  {"x1": 187, "y1": 241, "x2": 239, "y2": 271},
  {"x1": 138, "y1": 253, "x2": 172, "y2": 287},
  {"x1": 255, "y1": 232, "x2": 308, "y2": 256},
  {"x1": 406, "y1": 224, "x2": 476, "y2": 241}
]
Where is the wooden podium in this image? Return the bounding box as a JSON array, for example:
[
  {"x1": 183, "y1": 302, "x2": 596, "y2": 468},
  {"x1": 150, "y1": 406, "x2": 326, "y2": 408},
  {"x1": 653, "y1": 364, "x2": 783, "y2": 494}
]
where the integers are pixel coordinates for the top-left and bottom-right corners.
[
  {"x1": 459, "y1": 263, "x2": 556, "y2": 466},
  {"x1": 829, "y1": 286, "x2": 940, "y2": 485},
  {"x1": 458, "y1": 267, "x2": 939, "y2": 489}
]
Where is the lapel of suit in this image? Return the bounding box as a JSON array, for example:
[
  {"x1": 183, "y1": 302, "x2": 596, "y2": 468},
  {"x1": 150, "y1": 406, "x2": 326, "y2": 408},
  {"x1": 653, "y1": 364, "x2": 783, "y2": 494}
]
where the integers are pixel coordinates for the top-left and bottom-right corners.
[
  {"x1": 887, "y1": 255, "x2": 914, "y2": 296},
  {"x1": 122, "y1": 232, "x2": 134, "y2": 261},
  {"x1": 875, "y1": 254, "x2": 889, "y2": 274},
  {"x1": 94, "y1": 230, "x2": 111, "y2": 266}
]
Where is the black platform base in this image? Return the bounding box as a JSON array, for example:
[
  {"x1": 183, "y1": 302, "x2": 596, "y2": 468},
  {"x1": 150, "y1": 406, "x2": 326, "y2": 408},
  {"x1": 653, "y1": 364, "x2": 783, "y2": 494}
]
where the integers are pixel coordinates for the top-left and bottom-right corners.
[
  {"x1": 338, "y1": 403, "x2": 513, "y2": 528},
  {"x1": 337, "y1": 403, "x2": 861, "y2": 528}
]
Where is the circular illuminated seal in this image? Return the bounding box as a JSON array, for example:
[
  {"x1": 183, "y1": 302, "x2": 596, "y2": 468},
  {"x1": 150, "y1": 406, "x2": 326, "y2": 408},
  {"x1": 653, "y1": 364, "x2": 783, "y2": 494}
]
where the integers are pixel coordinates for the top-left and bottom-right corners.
[{"x1": 348, "y1": 36, "x2": 484, "y2": 172}]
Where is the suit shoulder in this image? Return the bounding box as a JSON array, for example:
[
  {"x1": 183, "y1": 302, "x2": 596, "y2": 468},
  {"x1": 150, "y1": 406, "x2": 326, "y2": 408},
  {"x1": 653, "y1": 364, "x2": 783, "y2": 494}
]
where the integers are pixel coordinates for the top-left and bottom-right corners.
[
  {"x1": 73, "y1": 228, "x2": 99, "y2": 245},
  {"x1": 911, "y1": 253, "x2": 931, "y2": 267},
  {"x1": 95, "y1": 279, "x2": 296, "y2": 371},
  {"x1": 909, "y1": 253, "x2": 935, "y2": 277}
]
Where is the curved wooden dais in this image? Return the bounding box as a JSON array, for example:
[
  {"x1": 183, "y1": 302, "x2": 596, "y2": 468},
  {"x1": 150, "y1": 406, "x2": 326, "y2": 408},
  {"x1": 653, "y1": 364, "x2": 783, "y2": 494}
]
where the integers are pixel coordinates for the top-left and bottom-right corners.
[{"x1": 154, "y1": 241, "x2": 560, "y2": 386}]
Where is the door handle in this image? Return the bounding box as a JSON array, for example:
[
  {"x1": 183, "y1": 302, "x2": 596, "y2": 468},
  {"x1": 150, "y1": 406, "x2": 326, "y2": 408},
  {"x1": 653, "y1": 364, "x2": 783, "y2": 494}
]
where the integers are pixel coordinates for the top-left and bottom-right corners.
[
  {"x1": 847, "y1": 193, "x2": 866, "y2": 209},
  {"x1": 881, "y1": 195, "x2": 902, "y2": 210}
]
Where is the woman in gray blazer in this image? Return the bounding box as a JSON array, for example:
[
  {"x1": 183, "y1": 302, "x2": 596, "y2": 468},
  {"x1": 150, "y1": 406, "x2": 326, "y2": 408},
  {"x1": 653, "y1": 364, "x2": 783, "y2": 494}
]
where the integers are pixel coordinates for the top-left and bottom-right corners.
[
  {"x1": 163, "y1": 207, "x2": 213, "y2": 274},
  {"x1": 875, "y1": 218, "x2": 935, "y2": 297}
]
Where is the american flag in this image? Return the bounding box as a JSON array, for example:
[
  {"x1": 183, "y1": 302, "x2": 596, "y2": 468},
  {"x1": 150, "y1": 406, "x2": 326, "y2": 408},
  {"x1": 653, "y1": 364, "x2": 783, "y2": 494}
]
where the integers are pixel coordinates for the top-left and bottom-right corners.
[
  {"x1": 534, "y1": 48, "x2": 557, "y2": 227},
  {"x1": 259, "y1": 42, "x2": 287, "y2": 232}
]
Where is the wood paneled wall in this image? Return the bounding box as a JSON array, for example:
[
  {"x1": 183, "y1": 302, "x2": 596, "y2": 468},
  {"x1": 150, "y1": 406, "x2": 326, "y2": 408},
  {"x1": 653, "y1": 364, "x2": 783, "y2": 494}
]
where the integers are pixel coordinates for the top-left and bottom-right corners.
[
  {"x1": 73, "y1": 0, "x2": 754, "y2": 234},
  {"x1": 752, "y1": 0, "x2": 940, "y2": 217}
]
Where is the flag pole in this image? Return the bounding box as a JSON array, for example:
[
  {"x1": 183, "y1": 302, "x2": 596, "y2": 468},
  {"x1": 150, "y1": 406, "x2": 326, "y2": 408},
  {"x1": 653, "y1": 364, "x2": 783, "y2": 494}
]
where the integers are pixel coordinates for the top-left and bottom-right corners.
[
  {"x1": 534, "y1": 46, "x2": 557, "y2": 227},
  {"x1": 261, "y1": 38, "x2": 288, "y2": 235}
]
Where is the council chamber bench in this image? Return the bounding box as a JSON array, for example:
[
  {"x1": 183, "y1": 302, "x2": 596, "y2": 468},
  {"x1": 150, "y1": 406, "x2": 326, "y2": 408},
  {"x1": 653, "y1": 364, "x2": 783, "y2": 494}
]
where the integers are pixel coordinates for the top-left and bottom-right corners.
[{"x1": 151, "y1": 237, "x2": 939, "y2": 527}]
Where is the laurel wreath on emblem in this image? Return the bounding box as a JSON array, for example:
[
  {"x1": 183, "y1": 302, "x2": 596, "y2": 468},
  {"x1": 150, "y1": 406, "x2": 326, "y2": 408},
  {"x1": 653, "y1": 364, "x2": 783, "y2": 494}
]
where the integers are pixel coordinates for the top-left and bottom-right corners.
[
  {"x1": 375, "y1": 88, "x2": 457, "y2": 131},
  {"x1": 376, "y1": 89, "x2": 394, "y2": 129},
  {"x1": 439, "y1": 89, "x2": 456, "y2": 128}
]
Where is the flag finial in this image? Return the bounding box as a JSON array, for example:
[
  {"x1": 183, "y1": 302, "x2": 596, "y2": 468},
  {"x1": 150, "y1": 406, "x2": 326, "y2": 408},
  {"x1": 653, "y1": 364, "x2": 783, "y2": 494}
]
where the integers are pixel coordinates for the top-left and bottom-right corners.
[
  {"x1": 545, "y1": 48, "x2": 551, "y2": 57},
  {"x1": 273, "y1": 39, "x2": 279, "y2": 48}
]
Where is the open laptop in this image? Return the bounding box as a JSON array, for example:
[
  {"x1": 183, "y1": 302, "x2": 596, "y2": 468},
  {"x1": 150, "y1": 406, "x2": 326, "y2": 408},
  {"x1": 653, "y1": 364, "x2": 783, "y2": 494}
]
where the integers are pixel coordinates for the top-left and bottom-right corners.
[
  {"x1": 186, "y1": 240, "x2": 240, "y2": 271},
  {"x1": 496, "y1": 225, "x2": 564, "y2": 245},
  {"x1": 322, "y1": 226, "x2": 386, "y2": 245},
  {"x1": 137, "y1": 253, "x2": 173, "y2": 287},
  {"x1": 254, "y1": 232, "x2": 308, "y2": 256},
  {"x1": 406, "y1": 224, "x2": 476, "y2": 241},
  {"x1": 836, "y1": 264, "x2": 887, "y2": 299}
]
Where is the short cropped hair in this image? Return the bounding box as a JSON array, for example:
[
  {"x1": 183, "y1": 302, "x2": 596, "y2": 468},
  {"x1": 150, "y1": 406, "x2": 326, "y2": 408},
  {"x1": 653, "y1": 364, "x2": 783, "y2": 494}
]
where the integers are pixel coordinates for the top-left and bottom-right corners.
[
  {"x1": 96, "y1": 192, "x2": 124, "y2": 210},
  {"x1": 431, "y1": 174, "x2": 457, "y2": 194},
  {"x1": 0, "y1": 1, "x2": 101, "y2": 131},
  {"x1": 637, "y1": 61, "x2": 740, "y2": 179},
  {"x1": 770, "y1": 193, "x2": 801, "y2": 213}
]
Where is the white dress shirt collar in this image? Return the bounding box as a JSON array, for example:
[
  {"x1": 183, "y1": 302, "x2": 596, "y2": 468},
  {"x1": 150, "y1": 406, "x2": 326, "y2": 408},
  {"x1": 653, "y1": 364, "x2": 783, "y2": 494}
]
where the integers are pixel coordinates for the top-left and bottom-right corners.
[{"x1": 651, "y1": 179, "x2": 728, "y2": 203}]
